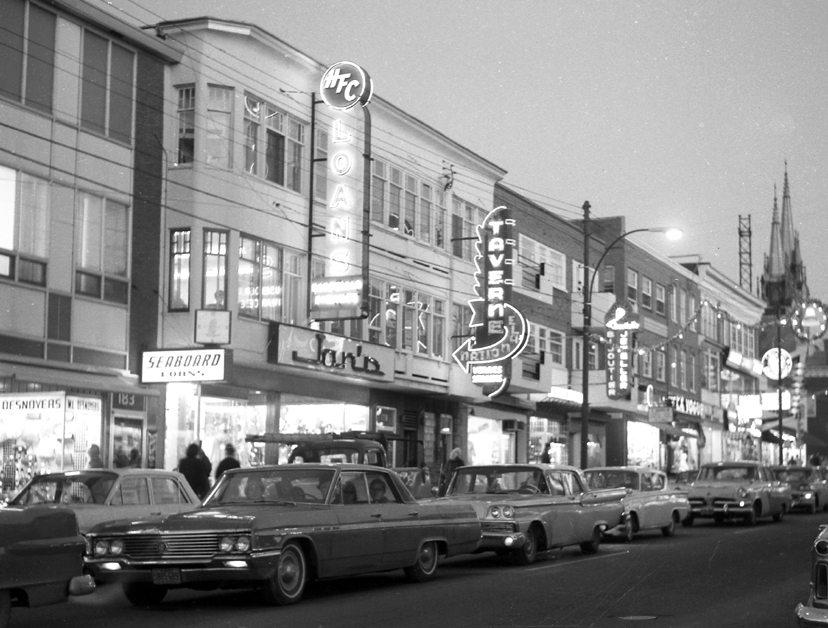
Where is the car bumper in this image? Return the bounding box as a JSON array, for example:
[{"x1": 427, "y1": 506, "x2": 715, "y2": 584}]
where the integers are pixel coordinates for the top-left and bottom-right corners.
[
  {"x1": 85, "y1": 551, "x2": 282, "y2": 586},
  {"x1": 690, "y1": 502, "x2": 753, "y2": 518},
  {"x1": 792, "y1": 493, "x2": 817, "y2": 509},
  {"x1": 796, "y1": 602, "x2": 828, "y2": 625},
  {"x1": 479, "y1": 531, "x2": 526, "y2": 551}
]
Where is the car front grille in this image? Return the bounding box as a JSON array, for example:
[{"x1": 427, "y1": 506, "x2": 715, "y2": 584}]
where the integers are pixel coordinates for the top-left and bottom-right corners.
[
  {"x1": 816, "y1": 563, "x2": 828, "y2": 600},
  {"x1": 688, "y1": 497, "x2": 706, "y2": 507},
  {"x1": 482, "y1": 521, "x2": 518, "y2": 533},
  {"x1": 712, "y1": 498, "x2": 737, "y2": 508},
  {"x1": 119, "y1": 532, "x2": 231, "y2": 561}
]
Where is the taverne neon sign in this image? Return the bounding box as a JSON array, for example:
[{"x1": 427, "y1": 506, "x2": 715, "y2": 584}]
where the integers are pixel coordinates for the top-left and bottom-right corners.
[{"x1": 453, "y1": 206, "x2": 528, "y2": 397}]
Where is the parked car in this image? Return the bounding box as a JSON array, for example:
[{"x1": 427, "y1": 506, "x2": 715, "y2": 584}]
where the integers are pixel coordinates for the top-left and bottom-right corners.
[
  {"x1": 671, "y1": 469, "x2": 700, "y2": 490},
  {"x1": 770, "y1": 466, "x2": 828, "y2": 514},
  {"x1": 1, "y1": 505, "x2": 95, "y2": 628},
  {"x1": 584, "y1": 466, "x2": 691, "y2": 541},
  {"x1": 6, "y1": 469, "x2": 199, "y2": 533},
  {"x1": 795, "y1": 523, "x2": 828, "y2": 625},
  {"x1": 686, "y1": 461, "x2": 791, "y2": 526},
  {"x1": 84, "y1": 464, "x2": 480, "y2": 606},
  {"x1": 437, "y1": 463, "x2": 626, "y2": 565},
  {"x1": 287, "y1": 438, "x2": 388, "y2": 466}
]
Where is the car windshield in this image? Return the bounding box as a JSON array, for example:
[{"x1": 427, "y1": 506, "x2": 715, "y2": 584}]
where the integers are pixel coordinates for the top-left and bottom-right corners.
[
  {"x1": 448, "y1": 467, "x2": 546, "y2": 495},
  {"x1": 11, "y1": 472, "x2": 118, "y2": 505},
  {"x1": 698, "y1": 466, "x2": 757, "y2": 481},
  {"x1": 207, "y1": 468, "x2": 337, "y2": 505},
  {"x1": 290, "y1": 447, "x2": 362, "y2": 464},
  {"x1": 584, "y1": 471, "x2": 639, "y2": 490},
  {"x1": 774, "y1": 469, "x2": 813, "y2": 482}
]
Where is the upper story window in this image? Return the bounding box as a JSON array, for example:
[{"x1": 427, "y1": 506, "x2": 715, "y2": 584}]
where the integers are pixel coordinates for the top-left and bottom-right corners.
[
  {"x1": 452, "y1": 197, "x2": 486, "y2": 261},
  {"x1": 205, "y1": 86, "x2": 233, "y2": 168},
  {"x1": 238, "y1": 235, "x2": 305, "y2": 324},
  {"x1": 655, "y1": 350, "x2": 666, "y2": 382},
  {"x1": 168, "y1": 229, "x2": 190, "y2": 311},
  {"x1": 703, "y1": 349, "x2": 720, "y2": 392},
  {"x1": 626, "y1": 268, "x2": 638, "y2": 302},
  {"x1": 313, "y1": 128, "x2": 328, "y2": 202},
  {"x1": 655, "y1": 284, "x2": 666, "y2": 316},
  {"x1": 679, "y1": 349, "x2": 687, "y2": 390},
  {"x1": 689, "y1": 296, "x2": 697, "y2": 331},
  {"x1": 203, "y1": 230, "x2": 227, "y2": 310},
  {"x1": 678, "y1": 288, "x2": 687, "y2": 326},
  {"x1": 670, "y1": 286, "x2": 678, "y2": 322},
  {"x1": 527, "y1": 323, "x2": 564, "y2": 365},
  {"x1": 75, "y1": 192, "x2": 129, "y2": 304},
  {"x1": 519, "y1": 235, "x2": 566, "y2": 291},
  {"x1": 640, "y1": 350, "x2": 652, "y2": 378},
  {"x1": 451, "y1": 302, "x2": 472, "y2": 354},
  {"x1": 602, "y1": 265, "x2": 615, "y2": 293},
  {"x1": 0, "y1": 165, "x2": 49, "y2": 286},
  {"x1": 573, "y1": 338, "x2": 598, "y2": 371},
  {"x1": 0, "y1": 1, "x2": 56, "y2": 114},
  {"x1": 641, "y1": 276, "x2": 653, "y2": 310},
  {"x1": 248, "y1": 100, "x2": 306, "y2": 192},
  {"x1": 368, "y1": 279, "x2": 445, "y2": 358},
  {"x1": 177, "y1": 86, "x2": 195, "y2": 164},
  {"x1": 81, "y1": 31, "x2": 135, "y2": 143}
]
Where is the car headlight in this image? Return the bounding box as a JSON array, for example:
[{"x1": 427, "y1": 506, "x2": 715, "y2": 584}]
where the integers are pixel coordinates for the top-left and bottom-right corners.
[
  {"x1": 490, "y1": 506, "x2": 501, "y2": 518},
  {"x1": 736, "y1": 487, "x2": 749, "y2": 498},
  {"x1": 219, "y1": 536, "x2": 235, "y2": 552},
  {"x1": 109, "y1": 539, "x2": 124, "y2": 555},
  {"x1": 816, "y1": 540, "x2": 828, "y2": 556},
  {"x1": 234, "y1": 536, "x2": 251, "y2": 552},
  {"x1": 94, "y1": 539, "x2": 109, "y2": 556},
  {"x1": 502, "y1": 506, "x2": 515, "y2": 519}
]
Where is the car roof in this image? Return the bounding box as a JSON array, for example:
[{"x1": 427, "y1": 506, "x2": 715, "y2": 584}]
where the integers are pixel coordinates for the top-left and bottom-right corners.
[
  {"x1": 292, "y1": 439, "x2": 383, "y2": 449},
  {"x1": 456, "y1": 463, "x2": 583, "y2": 472},
  {"x1": 223, "y1": 463, "x2": 391, "y2": 473},
  {"x1": 702, "y1": 461, "x2": 763, "y2": 467},
  {"x1": 27, "y1": 468, "x2": 181, "y2": 480},
  {"x1": 584, "y1": 466, "x2": 661, "y2": 473}
]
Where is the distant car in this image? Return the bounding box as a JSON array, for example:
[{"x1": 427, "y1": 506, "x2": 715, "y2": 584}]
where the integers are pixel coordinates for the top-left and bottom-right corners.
[
  {"x1": 671, "y1": 469, "x2": 700, "y2": 490},
  {"x1": 686, "y1": 461, "x2": 791, "y2": 526},
  {"x1": 6, "y1": 469, "x2": 199, "y2": 533},
  {"x1": 770, "y1": 466, "x2": 828, "y2": 514},
  {"x1": 1, "y1": 505, "x2": 95, "y2": 628},
  {"x1": 584, "y1": 466, "x2": 691, "y2": 541},
  {"x1": 795, "y1": 523, "x2": 828, "y2": 625},
  {"x1": 287, "y1": 438, "x2": 388, "y2": 466},
  {"x1": 437, "y1": 463, "x2": 626, "y2": 565},
  {"x1": 84, "y1": 464, "x2": 480, "y2": 606}
]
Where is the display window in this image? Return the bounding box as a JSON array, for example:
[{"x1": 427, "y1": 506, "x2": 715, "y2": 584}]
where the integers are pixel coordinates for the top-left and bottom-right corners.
[
  {"x1": 627, "y1": 420, "x2": 660, "y2": 468},
  {"x1": 468, "y1": 417, "x2": 514, "y2": 465}
]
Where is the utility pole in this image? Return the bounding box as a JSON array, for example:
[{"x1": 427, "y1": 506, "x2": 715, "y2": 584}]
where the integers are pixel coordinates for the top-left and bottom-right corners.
[{"x1": 580, "y1": 201, "x2": 591, "y2": 469}]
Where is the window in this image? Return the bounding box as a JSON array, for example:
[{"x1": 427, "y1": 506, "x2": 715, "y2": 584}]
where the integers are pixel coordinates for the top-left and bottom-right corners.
[
  {"x1": 238, "y1": 235, "x2": 280, "y2": 321},
  {"x1": 527, "y1": 323, "x2": 564, "y2": 365},
  {"x1": 177, "y1": 86, "x2": 195, "y2": 164},
  {"x1": 243, "y1": 101, "x2": 306, "y2": 192},
  {"x1": 670, "y1": 286, "x2": 678, "y2": 322},
  {"x1": 452, "y1": 198, "x2": 486, "y2": 261},
  {"x1": 313, "y1": 128, "x2": 328, "y2": 202},
  {"x1": 669, "y1": 348, "x2": 677, "y2": 387},
  {"x1": 287, "y1": 119, "x2": 304, "y2": 192},
  {"x1": 689, "y1": 296, "x2": 697, "y2": 331},
  {"x1": 206, "y1": 86, "x2": 232, "y2": 168},
  {"x1": 641, "y1": 276, "x2": 652, "y2": 310},
  {"x1": 0, "y1": 166, "x2": 49, "y2": 286},
  {"x1": 75, "y1": 193, "x2": 128, "y2": 303},
  {"x1": 371, "y1": 160, "x2": 386, "y2": 224},
  {"x1": 626, "y1": 269, "x2": 638, "y2": 302},
  {"x1": 656, "y1": 350, "x2": 666, "y2": 382},
  {"x1": 243, "y1": 95, "x2": 260, "y2": 175},
  {"x1": 572, "y1": 260, "x2": 595, "y2": 294},
  {"x1": 679, "y1": 288, "x2": 687, "y2": 326},
  {"x1": 418, "y1": 182, "x2": 432, "y2": 244},
  {"x1": 688, "y1": 353, "x2": 696, "y2": 392},
  {"x1": 655, "y1": 284, "x2": 666, "y2": 316},
  {"x1": 81, "y1": 30, "x2": 134, "y2": 142},
  {"x1": 0, "y1": 1, "x2": 56, "y2": 114},
  {"x1": 169, "y1": 229, "x2": 190, "y2": 310},
  {"x1": 48, "y1": 293, "x2": 71, "y2": 341},
  {"x1": 679, "y1": 349, "x2": 687, "y2": 390},
  {"x1": 451, "y1": 302, "x2": 472, "y2": 353},
  {"x1": 641, "y1": 350, "x2": 652, "y2": 378},
  {"x1": 703, "y1": 349, "x2": 720, "y2": 392},
  {"x1": 203, "y1": 230, "x2": 227, "y2": 309},
  {"x1": 602, "y1": 265, "x2": 615, "y2": 293},
  {"x1": 368, "y1": 279, "x2": 443, "y2": 357},
  {"x1": 573, "y1": 338, "x2": 598, "y2": 371},
  {"x1": 520, "y1": 235, "x2": 566, "y2": 290}
]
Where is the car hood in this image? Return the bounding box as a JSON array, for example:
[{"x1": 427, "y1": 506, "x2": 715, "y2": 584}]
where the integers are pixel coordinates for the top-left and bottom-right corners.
[
  {"x1": 688, "y1": 482, "x2": 750, "y2": 495},
  {"x1": 88, "y1": 503, "x2": 328, "y2": 535}
]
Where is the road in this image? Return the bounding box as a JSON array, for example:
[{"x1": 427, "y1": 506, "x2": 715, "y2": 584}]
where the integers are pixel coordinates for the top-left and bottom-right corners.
[{"x1": 10, "y1": 512, "x2": 822, "y2": 628}]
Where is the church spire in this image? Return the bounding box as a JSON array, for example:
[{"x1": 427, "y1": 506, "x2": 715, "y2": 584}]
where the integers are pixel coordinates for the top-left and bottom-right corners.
[
  {"x1": 780, "y1": 160, "x2": 796, "y2": 263},
  {"x1": 766, "y1": 184, "x2": 785, "y2": 280}
]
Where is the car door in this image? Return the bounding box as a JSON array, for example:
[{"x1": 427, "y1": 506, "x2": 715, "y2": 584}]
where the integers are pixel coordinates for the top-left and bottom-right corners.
[
  {"x1": 363, "y1": 470, "x2": 423, "y2": 567},
  {"x1": 764, "y1": 466, "x2": 788, "y2": 513},
  {"x1": 329, "y1": 471, "x2": 385, "y2": 576},
  {"x1": 558, "y1": 470, "x2": 589, "y2": 545},
  {"x1": 541, "y1": 471, "x2": 575, "y2": 547},
  {"x1": 643, "y1": 471, "x2": 669, "y2": 528}
]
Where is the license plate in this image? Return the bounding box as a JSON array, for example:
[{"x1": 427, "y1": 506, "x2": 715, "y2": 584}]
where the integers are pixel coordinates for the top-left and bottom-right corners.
[{"x1": 152, "y1": 568, "x2": 181, "y2": 585}]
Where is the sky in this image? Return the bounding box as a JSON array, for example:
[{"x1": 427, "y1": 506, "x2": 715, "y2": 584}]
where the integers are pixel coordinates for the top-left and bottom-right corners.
[{"x1": 102, "y1": 0, "x2": 828, "y2": 301}]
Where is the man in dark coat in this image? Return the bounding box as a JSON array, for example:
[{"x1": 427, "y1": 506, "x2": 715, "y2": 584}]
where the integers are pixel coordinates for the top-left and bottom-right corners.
[
  {"x1": 179, "y1": 443, "x2": 210, "y2": 499},
  {"x1": 215, "y1": 443, "x2": 241, "y2": 480}
]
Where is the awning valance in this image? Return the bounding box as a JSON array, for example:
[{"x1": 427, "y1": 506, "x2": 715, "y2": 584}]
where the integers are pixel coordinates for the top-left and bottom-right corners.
[{"x1": 0, "y1": 362, "x2": 158, "y2": 396}]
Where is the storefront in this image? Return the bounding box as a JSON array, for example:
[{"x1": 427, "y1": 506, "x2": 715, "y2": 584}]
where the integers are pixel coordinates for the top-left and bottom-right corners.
[{"x1": 464, "y1": 402, "x2": 531, "y2": 465}]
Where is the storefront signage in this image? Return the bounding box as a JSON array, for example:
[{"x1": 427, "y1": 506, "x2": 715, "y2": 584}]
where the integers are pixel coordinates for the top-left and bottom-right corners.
[
  {"x1": 268, "y1": 323, "x2": 394, "y2": 383},
  {"x1": 667, "y1": 395, "x2": 703, "y2": 417},
  {"x1": 761, "y1": 347, "x2": 793, "y2": 380},
  {"x1": 112, "y1": 393, "x2": 146, "y2": 412},
  {"x1": 311, "y1": 61, "x2": 374, "y2": 321},
  {"x1": 722, "y1": 347, "x2": 764, "y2": 378},
  {"x1": 374, "y1": 406, "x2": 397, "y2": 433},
  {"x1": 141, "y1": 349, "x2": 231, "y2": 383},
  {"x1": 605, "y1": 302, "x2": 639, "y2": 400},
  {"x1": 452, "y1": 206, "x2": 528, "y2": 398}
]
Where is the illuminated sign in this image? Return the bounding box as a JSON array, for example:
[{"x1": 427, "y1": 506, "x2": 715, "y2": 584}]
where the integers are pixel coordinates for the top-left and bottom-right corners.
[
  {"x1": 605, "y1": 302, "x2": 639, "y2": 399},
  {"x1": 761, "y1": 347, "x2": 793, "y2": 380},
  {"x1": 452, "y1": 206, "x2": 528, "y2": 397},
  {"x1": 311, "y1": 62, "x2": 374, "y2": 321},
  {"x1": 267, "y1": 323, "x2": 394, "y2": 382},
  {"x1": 141, "y1": 349, "x2": 230, "y2": 383},
  {"x1": 791, "y1": 300, "x2": 828, "y2": 341}
]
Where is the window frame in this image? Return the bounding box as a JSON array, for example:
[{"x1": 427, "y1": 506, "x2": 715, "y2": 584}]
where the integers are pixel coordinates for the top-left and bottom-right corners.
[
  {"x1": 655, "y1": 284, "x2": 666, "y2": 316},
  {"x1": 626, "y1": 268, "x2": 638, "y2": 303},
  {"x1": 168, "y1": 229, "x2": 190, "y2": 311},
  {"x1": 641, "y1": 276, "x2": 653, "y2": 310},
  {"x1": 75, "y1": 192, "x2": 130, "y2": 304}
]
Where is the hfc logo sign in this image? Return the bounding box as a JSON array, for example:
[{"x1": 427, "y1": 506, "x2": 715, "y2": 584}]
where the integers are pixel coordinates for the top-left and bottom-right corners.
[{"x1": 320, "y1": 61, "x2": 373, "y2": 110}]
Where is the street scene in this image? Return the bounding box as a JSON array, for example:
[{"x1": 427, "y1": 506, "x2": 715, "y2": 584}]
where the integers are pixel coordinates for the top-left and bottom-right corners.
[{"x1": 2, "y1": 1, "x2": 828, "y2": 627}]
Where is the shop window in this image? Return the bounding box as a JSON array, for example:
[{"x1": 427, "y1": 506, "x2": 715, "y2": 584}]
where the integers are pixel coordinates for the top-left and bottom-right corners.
[
  {"x1": 206, "y1": 85, "x2": 233, "y2": 168},
  {"x1": 169, "y1": 229, "x2": 190, "y2": 311},
  {"x1": 176, "y1": 86, "x2": 195, "y2": 164},
  {"x1": 203, "y1": 230, "x2": 228, "y2": 309},
  {"x1": 81, "y1": 30, "x2": 134, "y2": 142},
  {"x1": 75, "y1": 193, "x2": 129, "y2": 303}
]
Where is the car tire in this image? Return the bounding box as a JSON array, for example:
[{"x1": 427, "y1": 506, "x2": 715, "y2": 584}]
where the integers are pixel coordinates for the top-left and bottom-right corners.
[
  {"x1": 122, "y1": 582, "x2": 168, "y2": 606},
  {"x1": 621, "y1": 517, "x2": 634, "y2": 543},
  {"x1": 681, "y1": 515, "x2": 694, "y2": 527},
  {"x1": 261, "y1": 542, "x2": 306, "y2": 606},
  {"x1": 0, "y1": 590, "x2": 11, "y2": 628},
  {"x1": 661, "y1": 514, "x2": 676, "y2": 537},
  {"x1": 404, "y1": 541, "x2": 439, "y2": 582},
  {"x1": 512, "y1": 526, "x2": 538, "y2": 565},
  {"x1": 773, "y1": 505, "x2": 785, "y2": 522},
  {"x1": 580, "y1": 527, "x2": 601, "y2": 555},
  {"x1": 744, "y1": 504, "x2": 758, "y2": 526}
]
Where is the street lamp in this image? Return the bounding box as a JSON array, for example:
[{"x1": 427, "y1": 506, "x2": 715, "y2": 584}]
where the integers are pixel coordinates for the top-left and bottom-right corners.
[{"x1": 579, "y1": 202, "x2": 682, "y2": 469}]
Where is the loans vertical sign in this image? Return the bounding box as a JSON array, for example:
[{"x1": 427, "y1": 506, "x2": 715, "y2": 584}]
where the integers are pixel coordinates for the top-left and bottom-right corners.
[
  {"x1": 311, "y1": 61, "x2": 374, "y2": 320},
  {"x1": 453, "y1": 206, "x2": 528, "y2": 397}
]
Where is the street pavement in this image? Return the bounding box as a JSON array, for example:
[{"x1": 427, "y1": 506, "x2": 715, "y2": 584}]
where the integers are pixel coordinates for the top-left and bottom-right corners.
[{"x1": 10, "y1": 511, "x2": 822, "y2": 628}]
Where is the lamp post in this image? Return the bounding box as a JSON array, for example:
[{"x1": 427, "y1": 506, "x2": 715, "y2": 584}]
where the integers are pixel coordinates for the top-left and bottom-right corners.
[{"x1": 579, "y1": 206, "x2": 682, "y2": 469}]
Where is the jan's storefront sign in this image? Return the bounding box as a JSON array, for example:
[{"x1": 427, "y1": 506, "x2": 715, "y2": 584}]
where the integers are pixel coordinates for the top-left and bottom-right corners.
[
  {"x1": 141, "y1": 349, "x2": 231, "y2": 383},
  {"x1": 452, "y1": 206, "x2": 528, "y2": 398},
  {"x1": 605, "y1": 302, "x2": 639, "y2": 400},
  {"x1": 268, "y1": 323, "x2": 394, "y2": 383}
]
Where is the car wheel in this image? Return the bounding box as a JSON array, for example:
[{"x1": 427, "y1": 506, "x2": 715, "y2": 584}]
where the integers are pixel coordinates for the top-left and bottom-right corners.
[
  {"x1": 773, "y1": 505, "x2": 785, "y2": 522},
  {"x1": 621, "y1": 516, "x2": 634, "y2": 543},
  {"x1": 404, "y1": 541, "x2": 439, "y2": 582},
  {"x1": 0, "y1": 590, "x2": 11, "y2": 628},
  {"x1": 681, "y1": 515, "x2": 694, "y2": 527},
  {"x1": 580, "y1": 527, "x2": 601, "y2": 555},
  {"x1": 512, "y1": 526, "x2": 538, "y2": 565},
  {"x1": 261, "y1": 542, "x2": 306, "y2": 606},
  {"x1": 661, "y1": 514, "x2": 676, "y2": 537},
  {"x1": 122, "y1": 582, "x2": 168, "y2": 606},
  {"x1": 744, "y1": 504, "x2": 758, "y2": 526}
]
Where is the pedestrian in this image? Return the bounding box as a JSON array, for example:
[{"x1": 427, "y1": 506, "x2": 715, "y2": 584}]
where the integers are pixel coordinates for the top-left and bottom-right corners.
[
  {"x1": 215, "y1": 443, "x2": 241, "y2": 480},
  {"x1": 127, "y1": 448, "x2": 141, "y2": 468},
  {"x1": 439, "y1": 447, "x2": 465, "y2": 496},
  {"x1": 541, "y1": 442, "x2": 552, "y2": 464},
  {"x1": 179, "y1": 443, "x2": 211, "y2": 499},
  {"x1": 87, "y1": 444, "x2": 104, "y2": 469}
]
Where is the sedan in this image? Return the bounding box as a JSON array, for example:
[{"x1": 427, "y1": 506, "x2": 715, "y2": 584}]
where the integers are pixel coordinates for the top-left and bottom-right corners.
[
  {"x1": 6, "y1": 469, "x2": 199, "y2": 533},
  {"x1": 770, "y1": 466, "x2": 828, "y2": 514},
  {"x1": 584, "y1": 466, "x2": 691, "y2": 541},
  {"x1": 84, "y1": 464, "x2": 480, "y2": 606}
]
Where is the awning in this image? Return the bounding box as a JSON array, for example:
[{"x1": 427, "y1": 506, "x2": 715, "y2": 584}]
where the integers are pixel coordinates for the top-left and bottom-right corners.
[
  {"x1": 761, "y1": 430, "x2": 783, "y2": 445},
  {"x1": 0, "y1": 362, "x2": 158, "y2": 396},
  {"x1": 800, "y1": 432, "x2": 828, "y2": 448}
]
